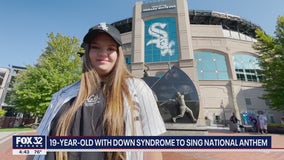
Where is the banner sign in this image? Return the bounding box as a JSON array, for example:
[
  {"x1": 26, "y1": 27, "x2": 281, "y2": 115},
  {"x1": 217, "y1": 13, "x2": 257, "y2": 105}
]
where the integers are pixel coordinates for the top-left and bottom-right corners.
[{"x1": 13, "y1": 135, "x2": 272, "y2": 155}]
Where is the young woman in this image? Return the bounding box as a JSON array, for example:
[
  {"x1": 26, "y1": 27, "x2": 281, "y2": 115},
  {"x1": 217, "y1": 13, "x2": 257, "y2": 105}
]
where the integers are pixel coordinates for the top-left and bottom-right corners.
[{"x1": 34, "y1": 23, "x2": 166, "y2": 160}]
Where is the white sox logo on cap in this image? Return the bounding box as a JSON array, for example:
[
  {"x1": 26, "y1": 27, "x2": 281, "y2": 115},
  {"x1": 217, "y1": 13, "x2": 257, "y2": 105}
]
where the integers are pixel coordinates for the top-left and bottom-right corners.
[{"x1": 98, "y1": 23, "x2": 109, "y2": 31}]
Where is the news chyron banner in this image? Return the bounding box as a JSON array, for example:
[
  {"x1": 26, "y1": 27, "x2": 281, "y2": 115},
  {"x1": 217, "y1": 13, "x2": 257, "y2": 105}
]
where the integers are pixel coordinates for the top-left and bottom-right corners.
[{"x1": 13, "y1": 135, "x2": 271, "y2": 155}]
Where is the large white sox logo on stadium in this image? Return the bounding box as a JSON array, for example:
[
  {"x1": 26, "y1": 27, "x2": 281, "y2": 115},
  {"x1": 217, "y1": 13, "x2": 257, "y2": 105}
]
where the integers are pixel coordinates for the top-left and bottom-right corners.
[{"x1": 146, "y1": 22, "x2": 175, "y2": 56}]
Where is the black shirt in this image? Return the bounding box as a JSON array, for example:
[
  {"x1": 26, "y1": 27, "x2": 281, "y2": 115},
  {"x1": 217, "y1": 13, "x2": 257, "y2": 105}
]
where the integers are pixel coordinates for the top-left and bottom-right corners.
[{"x1": 46, "y1": 91, "x2": 106, "y2": 160}]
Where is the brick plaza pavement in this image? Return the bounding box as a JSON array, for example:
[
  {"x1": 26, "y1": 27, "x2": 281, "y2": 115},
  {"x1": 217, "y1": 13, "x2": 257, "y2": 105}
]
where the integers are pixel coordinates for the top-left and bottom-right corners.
[
  {"x1": 163, "y1": 129, "x2": 284, "y2": 160},
  {"x1": 0, "y1": 129, "x2": 283, "y2": 160}
]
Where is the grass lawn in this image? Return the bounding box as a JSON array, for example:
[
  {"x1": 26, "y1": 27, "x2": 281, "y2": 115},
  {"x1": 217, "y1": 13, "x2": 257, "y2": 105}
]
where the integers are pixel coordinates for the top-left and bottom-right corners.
[{"x1": 0, "y1": 127, "x2": 34, "y2": 132}]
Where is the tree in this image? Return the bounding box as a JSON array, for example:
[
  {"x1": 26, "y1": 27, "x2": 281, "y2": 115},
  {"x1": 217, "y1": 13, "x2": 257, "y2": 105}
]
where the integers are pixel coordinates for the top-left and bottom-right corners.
[
  {"x1": 10, "y1": 33, "x2": 82, "y2": 120},
  {"x1": 253, "y1": 16, "x2": 284, "y2": 111}
]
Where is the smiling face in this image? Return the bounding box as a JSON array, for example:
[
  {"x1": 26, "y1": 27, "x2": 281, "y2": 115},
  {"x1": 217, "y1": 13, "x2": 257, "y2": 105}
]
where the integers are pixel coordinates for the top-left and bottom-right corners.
[{"x1": 89, "y1": 32, "x2": 118, "y2": 77}]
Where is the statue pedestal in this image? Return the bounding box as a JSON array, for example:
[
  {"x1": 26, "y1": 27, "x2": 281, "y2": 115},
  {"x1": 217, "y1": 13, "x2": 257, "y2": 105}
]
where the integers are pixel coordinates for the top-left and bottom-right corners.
[{"x1": 164, "y1": 123, "x2": 208, "y2": 136}]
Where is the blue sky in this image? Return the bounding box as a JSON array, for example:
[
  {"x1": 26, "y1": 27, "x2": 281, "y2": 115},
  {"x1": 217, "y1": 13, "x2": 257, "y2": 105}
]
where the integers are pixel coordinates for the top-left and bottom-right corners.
[{"x1": 1, "y1": 0, "x2": 283, "y2": 68}]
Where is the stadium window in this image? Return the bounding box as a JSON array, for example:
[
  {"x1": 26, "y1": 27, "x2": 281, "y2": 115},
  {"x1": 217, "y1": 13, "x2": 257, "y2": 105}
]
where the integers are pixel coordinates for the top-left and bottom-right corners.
[
  {"x1": 125, "y1": 56, "x2": 131, "y2": 65},
  {"x1": 233, "y1": 54, "x2": 262, "y2": 82},
  {"x1": 194, "y1": 51, "x2": 229, "y2": 80},
  {"x1": 236, "y1": 74, "x2": 245, "y2": 81},
  {"x1": 245, "y1": 98, "x2": 252, "y2": 105},
  {"x1": 0, "y1": 76, "x2": 3, "y2": 85},
  {"x1": 215, "y1": 115, "x2": 220, "y2": 123}
]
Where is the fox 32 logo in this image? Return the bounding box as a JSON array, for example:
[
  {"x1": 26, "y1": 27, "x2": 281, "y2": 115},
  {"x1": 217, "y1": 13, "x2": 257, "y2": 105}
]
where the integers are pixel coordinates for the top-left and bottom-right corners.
[{"x1": 13, "y1": 136, "x2": 45, "y2": 149}]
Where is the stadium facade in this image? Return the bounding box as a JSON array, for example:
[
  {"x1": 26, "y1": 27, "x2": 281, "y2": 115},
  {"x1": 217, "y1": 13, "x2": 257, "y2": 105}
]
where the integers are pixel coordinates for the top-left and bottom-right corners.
[
  {"x1": 1, "y1": 0, "x2": 283, "y2": 127},
  {"x1": 111, "y1": 0, "x2": 282, "y2": 126},
  {"x1": 0, "y1": 66, "x2": 26, "y2": 112}
]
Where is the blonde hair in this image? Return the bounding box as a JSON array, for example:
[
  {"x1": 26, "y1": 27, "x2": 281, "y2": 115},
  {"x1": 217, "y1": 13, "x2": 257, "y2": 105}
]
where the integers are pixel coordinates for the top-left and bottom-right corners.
[{"x1": 55, "y1": 46, "x2": 134, "y2": 160}]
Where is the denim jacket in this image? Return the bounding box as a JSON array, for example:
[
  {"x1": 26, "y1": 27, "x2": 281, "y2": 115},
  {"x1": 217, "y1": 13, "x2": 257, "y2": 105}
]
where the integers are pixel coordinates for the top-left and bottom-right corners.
[{"x1": 33, "y1": 78, "x2": 166, "y2": 160}]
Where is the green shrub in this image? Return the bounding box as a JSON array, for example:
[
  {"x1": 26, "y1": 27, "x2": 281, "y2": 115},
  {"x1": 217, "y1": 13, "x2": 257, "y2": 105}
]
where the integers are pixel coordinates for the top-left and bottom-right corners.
[
  {"x1": 267, "y1": 123, "x2": 284, "y2": 134},
  {"x1": 268, "y1": 123, "x2": 284, "y2": 128},
  {"x1": 0, "y1": 109, "x2": 7, "y2": 117}
]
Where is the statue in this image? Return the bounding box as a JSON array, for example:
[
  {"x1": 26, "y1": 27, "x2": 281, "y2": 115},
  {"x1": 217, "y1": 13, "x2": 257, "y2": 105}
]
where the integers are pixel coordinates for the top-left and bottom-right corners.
[
  {"x1": 170, "y1": 92, "x2": 197, "y2": 123},
  {"x1": 142, "y1": 66, "x2": 200, "y2": 123}
]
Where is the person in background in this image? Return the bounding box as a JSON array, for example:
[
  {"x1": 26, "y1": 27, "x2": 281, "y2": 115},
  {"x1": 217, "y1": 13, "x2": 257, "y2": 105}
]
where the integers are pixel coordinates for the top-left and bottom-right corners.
[
  {"x1": 33, "y1": 22, "x2": 166, "y2": 160},
  {"x1": 229, "y1": 112, "x2": 240, "y2": 133},
  {"x1": 249, "y1": 115, "x2": 258, "y2": 132},
  {"x1": 258, "y1": 112, "x2": 268, "y2": 134}
]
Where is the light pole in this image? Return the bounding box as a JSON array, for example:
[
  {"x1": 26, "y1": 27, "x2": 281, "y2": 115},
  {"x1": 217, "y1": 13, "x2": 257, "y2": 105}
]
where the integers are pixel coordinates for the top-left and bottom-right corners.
[{"x1": 220, "y1": 100, "x2": 226, "y2": 126}]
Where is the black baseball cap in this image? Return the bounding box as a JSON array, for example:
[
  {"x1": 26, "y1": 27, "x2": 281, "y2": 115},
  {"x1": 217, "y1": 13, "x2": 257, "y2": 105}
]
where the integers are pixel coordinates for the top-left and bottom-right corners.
[{"x1": 83, "y1": 22, "x2": 122, "y2": 46}]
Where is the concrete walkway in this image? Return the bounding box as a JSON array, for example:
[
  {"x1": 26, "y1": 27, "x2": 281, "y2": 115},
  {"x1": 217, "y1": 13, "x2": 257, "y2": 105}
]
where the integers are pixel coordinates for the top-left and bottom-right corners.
[
  {"x1": 0, "y1": 130, "x2": 36, "y2": 160},
  {"x1": 0, "y1": 128, "x2": 283, "y2": 160}
]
